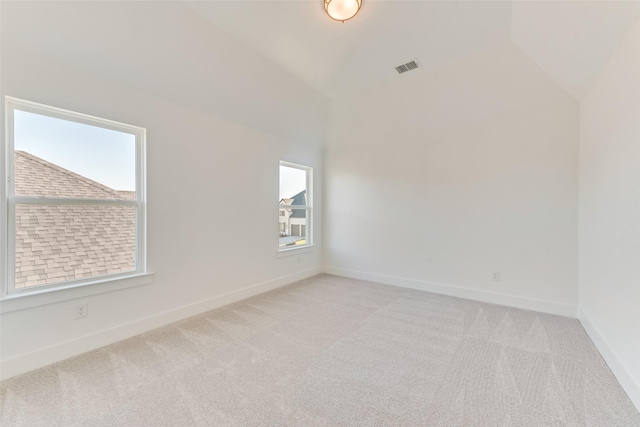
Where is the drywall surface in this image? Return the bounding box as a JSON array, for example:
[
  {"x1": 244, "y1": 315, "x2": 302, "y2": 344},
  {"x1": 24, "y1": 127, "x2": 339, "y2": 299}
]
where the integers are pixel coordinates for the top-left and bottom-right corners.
[
  {"x1": 0, "y1": 2, "x2": 328, "y2": 376},
  {"x1": 579, "y1": 18, "x2": 640, "y2": 404},
  {"x1": 325, "y1": 40, "x2": 579, "y2": 312}
]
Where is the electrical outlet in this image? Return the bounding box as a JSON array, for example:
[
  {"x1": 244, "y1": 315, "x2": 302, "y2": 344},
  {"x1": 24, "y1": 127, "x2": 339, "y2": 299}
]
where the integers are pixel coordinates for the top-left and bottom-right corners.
[
  {"x1": 296, "y1": 256, "x2": 301, "y2": 265},
  {"x1": 492, "y1": 272, "x2": 501, "y2": 282},
  {"x1": 75, "y1": 302, "x2": 88, "y2": 319}
]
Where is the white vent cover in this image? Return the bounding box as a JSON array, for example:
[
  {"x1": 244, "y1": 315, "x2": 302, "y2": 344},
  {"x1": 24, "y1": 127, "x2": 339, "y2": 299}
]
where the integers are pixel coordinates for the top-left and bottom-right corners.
[{"x1": 395, "y1": 59, "x2": 420, "y2": 75}]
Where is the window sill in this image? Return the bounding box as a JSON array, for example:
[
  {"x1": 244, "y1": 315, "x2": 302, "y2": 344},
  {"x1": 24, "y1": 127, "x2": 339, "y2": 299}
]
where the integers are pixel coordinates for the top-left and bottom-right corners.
[
  {"x1": 277, "y1": 245, "x2": 315, "y2": 258},
  {"x1": 0, "y1": 272, "x2": 154, "y2": 314}
]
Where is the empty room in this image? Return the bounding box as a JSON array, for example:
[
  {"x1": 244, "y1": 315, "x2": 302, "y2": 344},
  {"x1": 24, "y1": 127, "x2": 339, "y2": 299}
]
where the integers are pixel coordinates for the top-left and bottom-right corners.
[{"x1": 1, "y1": 0, "x2": 639, "y2": 425}]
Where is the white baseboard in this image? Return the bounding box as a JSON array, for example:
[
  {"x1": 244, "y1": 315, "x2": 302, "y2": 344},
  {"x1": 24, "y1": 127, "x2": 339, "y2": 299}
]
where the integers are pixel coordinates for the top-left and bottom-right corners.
[
  {"x1": 324, "y1": 266, "x2": 577, "y2": 318},
  {"x1": 578, "y1": 307, "x2": 640, "y2": 411},
  {"x1": 0, "y1": 267, "x2": 322, "y2": 381}
]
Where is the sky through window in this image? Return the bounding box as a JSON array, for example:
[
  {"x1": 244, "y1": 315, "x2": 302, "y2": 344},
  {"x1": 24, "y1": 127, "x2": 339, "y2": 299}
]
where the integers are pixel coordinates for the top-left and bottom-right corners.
[{"x1": 14, "y1": 110, "x2": 136, "y2": 191}]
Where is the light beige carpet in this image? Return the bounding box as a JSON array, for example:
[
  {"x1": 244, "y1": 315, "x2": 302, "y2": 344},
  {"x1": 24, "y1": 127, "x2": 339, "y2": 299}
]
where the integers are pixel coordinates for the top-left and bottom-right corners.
[{"x1": 1, "y1": 274, "x2": 639, "y2": 426}]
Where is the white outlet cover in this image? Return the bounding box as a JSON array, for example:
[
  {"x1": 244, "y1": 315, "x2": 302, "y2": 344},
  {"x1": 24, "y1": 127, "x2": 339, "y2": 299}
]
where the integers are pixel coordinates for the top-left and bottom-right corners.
[{"x1": 75, "y1": 303, "x2": 88, "y2": 319}]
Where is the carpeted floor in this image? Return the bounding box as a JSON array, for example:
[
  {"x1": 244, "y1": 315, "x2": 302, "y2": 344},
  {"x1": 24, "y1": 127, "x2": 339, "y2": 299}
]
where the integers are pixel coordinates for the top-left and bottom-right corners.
[{"x1": 1, "y1": 274, "x2": 639, "y2": 426}]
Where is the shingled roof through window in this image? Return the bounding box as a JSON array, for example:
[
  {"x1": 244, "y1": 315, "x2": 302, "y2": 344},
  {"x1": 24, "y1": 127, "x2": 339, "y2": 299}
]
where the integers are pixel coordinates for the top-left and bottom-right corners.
[{"x1": 14, "y1": 151, "x2": 136, "y2": 289}]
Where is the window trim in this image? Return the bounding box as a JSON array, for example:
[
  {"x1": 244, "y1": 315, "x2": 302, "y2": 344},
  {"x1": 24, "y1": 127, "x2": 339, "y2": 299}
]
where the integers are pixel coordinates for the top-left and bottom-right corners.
[
  {"x1": 0, "y1": 272, "x2": 154, "y2": 314},
  {"x1": 2, "y1": 96, "x2": 148, "y2": 301},
  {"x1": 278, "y1": 161, "x2": 313, "y2": 253}
]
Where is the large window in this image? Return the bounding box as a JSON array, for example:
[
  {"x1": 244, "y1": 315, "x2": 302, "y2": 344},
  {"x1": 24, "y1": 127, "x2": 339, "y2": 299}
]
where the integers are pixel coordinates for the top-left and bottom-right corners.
[
  {"x1": 279, "y1": 161, "x2": 312, "y2": 250},
  {"x1": 3, "y1": 97, "x2": 146, "y2": 296}
]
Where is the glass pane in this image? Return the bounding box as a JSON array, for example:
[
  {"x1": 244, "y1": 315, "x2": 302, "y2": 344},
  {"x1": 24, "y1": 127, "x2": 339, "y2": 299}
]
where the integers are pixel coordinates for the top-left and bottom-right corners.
[
  {"x1": 278, "y1": 207, "x2": 308, "y2": 248},
  {"x1": 14, "y1": 110, "x2": 136, "y2": 199},
  {"x1": 15, "y1": 204, "x2": 136, "y2": 289},
  {"x1": 279, "y1": 165, "x2": 307, "y2": 201}
]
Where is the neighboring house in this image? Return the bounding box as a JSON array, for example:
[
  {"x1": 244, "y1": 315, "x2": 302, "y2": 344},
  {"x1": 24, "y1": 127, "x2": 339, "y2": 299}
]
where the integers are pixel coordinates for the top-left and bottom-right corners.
[
  {"x1": 13, "y1": 151, "x2": 135, "y2": 288},
  {"x1": 278, "y1": 190, "x2": 307, "y2": 238}
]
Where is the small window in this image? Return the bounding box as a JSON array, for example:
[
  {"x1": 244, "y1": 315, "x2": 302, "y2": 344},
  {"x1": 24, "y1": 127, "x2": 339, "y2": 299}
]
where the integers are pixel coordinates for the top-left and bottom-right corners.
[
  {"x1": 4, "y1": 97, "x2": 146, "y2": 295},
  {"x1": 279, "y1": 161, "x2": 312, "y2": 250}
]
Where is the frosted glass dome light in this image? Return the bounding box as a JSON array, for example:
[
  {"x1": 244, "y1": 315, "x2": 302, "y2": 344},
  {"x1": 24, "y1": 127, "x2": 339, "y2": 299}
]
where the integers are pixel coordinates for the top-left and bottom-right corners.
[{"x1": 324, "y1": 0, "x2": 362, "y2": 23}]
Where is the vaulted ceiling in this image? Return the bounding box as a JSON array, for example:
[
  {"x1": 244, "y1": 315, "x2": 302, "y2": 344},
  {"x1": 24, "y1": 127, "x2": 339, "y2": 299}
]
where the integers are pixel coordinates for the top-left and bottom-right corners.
[
  {"x1": 3, "y1": 1, "x2": 640, "y2": 106},
  {"x1": 185, "y1": 1, "x2": 640, "y2": 101}
]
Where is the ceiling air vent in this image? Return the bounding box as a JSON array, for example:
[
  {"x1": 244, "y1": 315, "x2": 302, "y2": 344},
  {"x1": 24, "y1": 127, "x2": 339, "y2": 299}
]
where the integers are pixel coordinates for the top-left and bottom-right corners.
[{"x1": 395, "y1": 59, "x2": 420, "y2": 75}]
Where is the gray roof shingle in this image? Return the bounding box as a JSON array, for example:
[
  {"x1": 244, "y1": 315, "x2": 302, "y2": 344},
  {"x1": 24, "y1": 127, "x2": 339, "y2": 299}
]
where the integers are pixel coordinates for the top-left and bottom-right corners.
[{"x1": 14, "y1": 151, "x2": 135, "y2": 289}]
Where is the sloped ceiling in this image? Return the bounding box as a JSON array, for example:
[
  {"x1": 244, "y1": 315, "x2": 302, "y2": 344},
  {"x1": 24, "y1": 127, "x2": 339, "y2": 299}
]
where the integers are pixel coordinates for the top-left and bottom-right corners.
[
  {"x1": 511, "y1": 1, "x2": 640, "y2": 100},
  {"x1": 185, "y1": 0, "x2": 640, "y2": 101},
  {"x1": 1, "y1": 1, "x2": 331, "y2": 140},
  {"x1": 3, "y1": 1, "x2": 639, "y2": 104},
  {"x1": 185, "y1": 1, "x2": 512, "y2": 99}
]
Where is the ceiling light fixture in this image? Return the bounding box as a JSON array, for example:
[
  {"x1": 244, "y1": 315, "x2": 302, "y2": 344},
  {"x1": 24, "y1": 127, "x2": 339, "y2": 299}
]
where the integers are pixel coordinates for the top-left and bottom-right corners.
[{"x1": 324, "y1": 0, "x2": 362, "y2": 23}]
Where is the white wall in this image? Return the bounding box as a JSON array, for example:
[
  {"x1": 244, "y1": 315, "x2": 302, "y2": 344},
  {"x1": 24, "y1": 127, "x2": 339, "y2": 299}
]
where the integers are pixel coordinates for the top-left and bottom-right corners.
[
  {"x1": 0, "y1": 1, "x2": 329, "y2": 378},
  {"x1": 325, "y1": 40, "x2": 579, "y2": 316},
  {"x1": 578, "y1": 18, "x2": 640, "y2": 407}
]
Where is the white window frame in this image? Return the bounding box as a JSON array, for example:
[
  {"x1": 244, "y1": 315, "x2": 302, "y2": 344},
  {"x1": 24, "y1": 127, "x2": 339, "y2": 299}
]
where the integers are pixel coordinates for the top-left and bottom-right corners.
[
  {"x1": 278, "y1": 161, "x2": 313, "y2": 254},
  {"x1": 1, "y1": 97, "x2": 151, "y2": 311}
]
